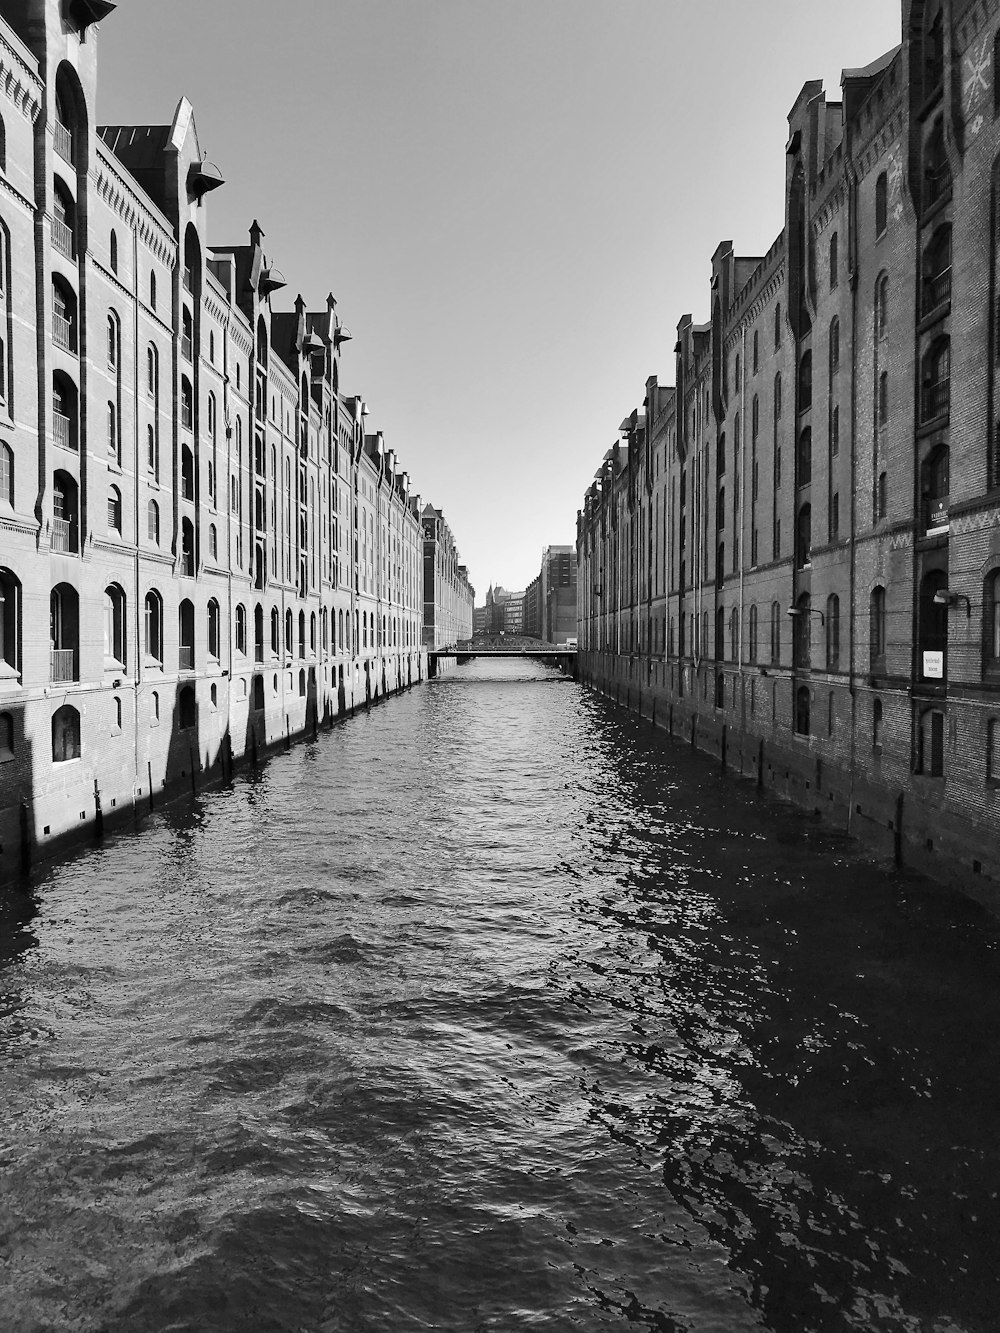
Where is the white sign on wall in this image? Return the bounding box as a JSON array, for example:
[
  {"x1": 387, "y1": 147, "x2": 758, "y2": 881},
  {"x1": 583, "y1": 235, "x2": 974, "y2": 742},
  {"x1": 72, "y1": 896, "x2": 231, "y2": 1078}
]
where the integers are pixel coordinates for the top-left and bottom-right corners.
[{"x1": 923, "y1": 651, "x2": 944, "y2": 679}]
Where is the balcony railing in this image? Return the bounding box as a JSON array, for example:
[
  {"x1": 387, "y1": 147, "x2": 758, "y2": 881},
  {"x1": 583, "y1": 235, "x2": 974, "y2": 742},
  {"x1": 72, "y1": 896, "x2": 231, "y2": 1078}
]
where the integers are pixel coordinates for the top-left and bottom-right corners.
[
  {"x1": 50, "y1": 648, "x2": 76, "y2": 683},
  {"x1": 181, "y1": 334, "x2": 193, "y2": 362},
  {"x1": 54, "y1": 121, "x2": 74, "y2": 164},
  {"x1": 51, "y1": 516, "x2": 74, "y2": 551},
  {"x1": 52, "y1": 218, "x2": 74, "y2": 259},
  {"x1": 922, "y1": 268, "x2": 951, "y2": 316},
  {"x1": 178, "y1": 646, "x2": 194, "y2": 671},
  {"x1": 181, "y1": 401, "x2": 193, "y2": 430},
  {"x1": 52, "y1": 310, "x2": 73, "y2": 351},
  {"x1": 53, "y1": 410, "x2": 74, "y2": 451},
  {"x1": 182, "y1": 269, "x2": 194, "y2": 295}
]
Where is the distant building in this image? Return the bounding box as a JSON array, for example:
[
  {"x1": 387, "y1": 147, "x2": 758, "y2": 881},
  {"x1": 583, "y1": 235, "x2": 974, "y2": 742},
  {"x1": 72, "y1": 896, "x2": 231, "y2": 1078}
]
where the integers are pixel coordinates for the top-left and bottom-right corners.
[
  {"x1": 421, "y1": 506, "x2": 474, "y2": 649},
  {"x1": 523, "y1": 575, "x2": 542, "y2": 639},
  {"x1": 472, "y1": 604, "x2": 488, "y2": 636},
  {"x1": 504, "y1": 591, "x2": 525, "y2": 635},
  {"x1": 539, "y1": 546, "x2": 577, "y2": 644}
]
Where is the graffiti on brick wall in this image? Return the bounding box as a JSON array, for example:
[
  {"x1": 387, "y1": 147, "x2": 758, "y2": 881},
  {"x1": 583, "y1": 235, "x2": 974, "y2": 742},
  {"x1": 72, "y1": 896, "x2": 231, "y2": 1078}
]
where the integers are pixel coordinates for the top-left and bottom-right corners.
[{"x1": 963, "y1": 32, "x2": 992, "y2": 140}]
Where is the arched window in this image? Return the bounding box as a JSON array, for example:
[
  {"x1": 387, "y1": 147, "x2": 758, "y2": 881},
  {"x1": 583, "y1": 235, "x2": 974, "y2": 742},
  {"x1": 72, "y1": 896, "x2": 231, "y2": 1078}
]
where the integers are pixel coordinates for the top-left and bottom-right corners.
[
  {"x1": 107, "y1": 311, "x2": 120, "y2": 370},
  {"x1": 146, "y1": 343, "x2": 158, "y2": 400},
  {"x1": 144, "y1": 590, "x2": 163, "y2": 664},
  {"x1": 0, "y1": 114, "x2": 6, "y2": 174},
  {"x1": 181, "y1": 376, "x2": 193, "y2": 430},
  {"x1": 715, "y1": 606, "x2": 725, "y2": 659},
  {"x1": 752, "y1": 328, "x2": 759, "y2": 374},
  {"x1": 875, "y1": 172, "x2": 888, "y2": 237},
  {"x1": 0, "y1": 566, "x2": 22, "y2": 678},
  {"x1": 798, "y1": 351, "x2": 812, "y2": 410},
  {"x1": 795, "y1": 686, "x2": 811, "y2": 736},
  {"x1": 829, "y1": 318, "x2": 840, "y2": 376},
  {"x1": 49, "y1": 583, "x2": 79, "y2": 682},
  {"x1": 922, "y1": 337, "x2": 950, "y2": 421},
  {"x1": 285, "y1": 608, "x2": 293, "y2": 655},
  {"x1": 716, "y1": 432, "x2": 726, "y2": 476},
  {"x1": 923, "y1": 117, "x2": 949, "y2": 211},
  {"x1": 52, "y1": 372, "x2": 77, "y2": 452},
  {"x1": 825, "y1": 594, "x2": 840, "y2": 671},
  {"x1": 869, "y1": 585, "x2": 887, "y2": 671},
  {"x1": 984, "y1": 570, "x2": 1000, "y2": 669},
  {"x1": 921, "y1": 444, "x2": 949, "y2": 532},
  {"x1": 774, "y1": 302, "x2": 781, "y2": 349},
  {"x1": 52, "y1": 276, "x2": 76, "y2": 352},
  {"x1": 109, "y1": 229, "x2": 118, "y2": 275},
  {"x1": 207, "y1": 599, "x2": 221, "y2": 660},
  {"x1": 829, "y1": 231, "x2": 838, "y2": 289},
  {"x1": 919, "y1": 570, "x2": 949, "y2": 683},
  {"x1": 181, "y1": 444, "x2": 195, "y2": 501},
  {"x1": 107, "y1": 484, "x2": 121, "y2": 533},
  {"x1": 147, "y1": 499, "x2": 160, "y2": 546},
  {"x1": 181, "y1": 306, "x2": 193, "y2": 361},
  {"x1": 51, "y1": 470, "x2": 78, "y2": 552},
  {"x1": 0, "y1": 442, "x2": 12, "y2": 507},
  {"x1": 51, "y1": 704, "x2": 80, "y2": 762},
  {"x1": 235, "y1": 603, "x2": 247, "y2": 656},
  {"x1": 178, "y1": 599, "x2": 195, "y2": 671},
  {"x1": 310, "y1": 612, "x2": 317, "y2": 653},
  {"x1": 918, "y1": 707, "x2": 945, "y2": 777},
  {"x1": 876, "y1": 470, "x2": 888, "y2": 520},
  {"x1": 253, "y1": 603, "x2": 264, "y2": 662},
  {"x1": 749, "y1": 604, "x2": 758, "y2": 663},
  {"x1": 875, "y1": 274, "x2": 889, "y2": 339},
  {"x1": 715, "y1": 672, "x2": 725, "y2": 709},
  {"x1": 271, "y1": 606, "x2": 280, "y2": 656},
  {"x1": 104, "y1": 584, "x2": 126, "y2": 667},
  {"x1": 873, "y1": 698, "x2": 883, "y2": 749},
  {"x1": 797, "y1": 428, "x2": 812, "y2": 484},
  {"x1": 793, "y1": 593, "x2": 811, "y2": 668},
  {"x1": 180, "y1": 516, "x2": 195, "y2": 577},
  {"x1": 922, "y1": 225, "x2": 951, "y2": 314},
  {"x1": 149, "y1": 270, "x2": 157, "y2": 311},
  {"x1": 298, "y1": 610, "x2": 306, "y2": 659},
  {"x1": 209, "y1": 523, "x2": 217, "y2": 560},
  {"x1": 338, "y1": 608, "x2": 344, "y2": 652},
  {"x1": 729, "y1": 607, "x2": 739, "y2": 662},
  {"x1": 178, "y1": 685, "x2": 196, "y2": 731},
  {"x1": 53, "y1": 179, "x2": 75, "y2": 258}
]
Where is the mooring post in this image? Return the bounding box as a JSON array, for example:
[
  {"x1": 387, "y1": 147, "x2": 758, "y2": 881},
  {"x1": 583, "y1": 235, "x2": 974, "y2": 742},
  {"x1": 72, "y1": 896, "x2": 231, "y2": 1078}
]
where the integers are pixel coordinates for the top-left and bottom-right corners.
[{"x1": 19, "y1": 798, "x2": 31, "y2": 876}]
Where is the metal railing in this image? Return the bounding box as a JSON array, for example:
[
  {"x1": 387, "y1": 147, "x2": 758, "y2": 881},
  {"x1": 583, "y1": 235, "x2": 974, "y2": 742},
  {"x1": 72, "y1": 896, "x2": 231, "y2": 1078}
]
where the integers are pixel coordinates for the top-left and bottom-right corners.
[
  {"x1": 50, "y1": 648, "x2": 76, "y2": 682},
  {"x1": 54, "y1": 121, "x2": 74, "y2": 164},
  {"x1": 51, "y1": 516, "x2": 74, "y2": 551},
  {"x1": 52, "y1": 311, "x2": 73, "y2": 351},
  {"x1": 53, "y1": 411, "x2": 73, "y2": 450},
  {"x1": 52, "y1": 218, "x2": 74, "y2": 259}
]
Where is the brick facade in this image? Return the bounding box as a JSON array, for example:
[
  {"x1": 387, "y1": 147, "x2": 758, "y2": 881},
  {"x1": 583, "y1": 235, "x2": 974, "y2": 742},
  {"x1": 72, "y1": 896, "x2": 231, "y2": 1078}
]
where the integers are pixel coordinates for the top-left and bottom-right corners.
[
  {"x1": 577, "y1": 1, "x2": 1000, "y2": 898},
  {"x1": 0, "y1": 0, "x2": 434, "y2": 881}
]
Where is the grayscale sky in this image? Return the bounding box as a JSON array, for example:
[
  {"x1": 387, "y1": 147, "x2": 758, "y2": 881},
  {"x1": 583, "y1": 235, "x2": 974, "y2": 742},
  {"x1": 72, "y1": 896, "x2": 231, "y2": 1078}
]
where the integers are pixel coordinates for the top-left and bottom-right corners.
[{"x1": 97, "y1": 1, "x2": 902, "y2": 598}]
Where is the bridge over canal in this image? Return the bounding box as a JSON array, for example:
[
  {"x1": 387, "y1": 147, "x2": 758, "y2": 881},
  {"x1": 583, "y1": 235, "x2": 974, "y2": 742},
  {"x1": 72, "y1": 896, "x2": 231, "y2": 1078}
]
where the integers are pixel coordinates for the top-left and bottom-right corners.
[{"x1": 427, "y1": 641, "x2": 578, "y2": 679}]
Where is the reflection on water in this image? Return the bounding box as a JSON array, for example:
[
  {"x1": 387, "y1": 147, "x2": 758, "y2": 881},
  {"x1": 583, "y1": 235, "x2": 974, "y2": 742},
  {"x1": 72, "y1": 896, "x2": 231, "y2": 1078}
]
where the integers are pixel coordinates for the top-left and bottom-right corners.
[{"x1": 1, "y1": 658, "x2": 999, "y2": 1332}]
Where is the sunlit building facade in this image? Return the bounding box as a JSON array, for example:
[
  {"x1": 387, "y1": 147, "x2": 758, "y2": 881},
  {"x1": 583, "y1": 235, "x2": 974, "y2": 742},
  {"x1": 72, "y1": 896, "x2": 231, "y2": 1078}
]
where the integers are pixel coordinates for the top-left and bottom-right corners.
[{"x1": 0, "y1": 0, "x2": 431, "y2": 877}]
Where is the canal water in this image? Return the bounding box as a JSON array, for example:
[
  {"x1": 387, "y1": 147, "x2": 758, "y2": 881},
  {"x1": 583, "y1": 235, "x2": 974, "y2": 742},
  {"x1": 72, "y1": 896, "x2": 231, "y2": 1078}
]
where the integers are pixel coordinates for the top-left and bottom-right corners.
[{"x1": 2, "y1": 659, "x2": 999, "y2": 1333}]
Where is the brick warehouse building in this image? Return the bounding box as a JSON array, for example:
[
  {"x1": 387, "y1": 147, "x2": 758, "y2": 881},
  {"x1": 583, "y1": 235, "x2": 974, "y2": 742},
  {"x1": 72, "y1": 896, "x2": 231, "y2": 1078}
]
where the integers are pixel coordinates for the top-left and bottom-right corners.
[
  {"x1": 578, "y1": 0, "x2": 1000, "y2": 894},
  {"x1": 421, "y1": 504, "x2": 474, "y2": 650},
  {"x1": 0, "y1": 0, "x2": 455, "y2": 880}
]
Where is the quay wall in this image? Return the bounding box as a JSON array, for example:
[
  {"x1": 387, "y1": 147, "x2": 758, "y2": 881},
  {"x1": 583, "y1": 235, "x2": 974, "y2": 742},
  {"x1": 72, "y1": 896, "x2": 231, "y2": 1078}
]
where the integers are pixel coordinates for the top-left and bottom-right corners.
[
  {"x1": 0, "y1": 650, "x2": 426, "y2": 883},
  {"x1": 580, "y1": 650, "x2": 1000, "y2": 912}
]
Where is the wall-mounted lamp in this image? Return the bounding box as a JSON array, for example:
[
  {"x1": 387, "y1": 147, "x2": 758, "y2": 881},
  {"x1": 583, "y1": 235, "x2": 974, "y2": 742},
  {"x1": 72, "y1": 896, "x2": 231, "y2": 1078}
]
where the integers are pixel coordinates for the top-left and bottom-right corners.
[
  {"x1": 112, "y1": 678, "x2": 122, "y2": 689},
  {"x1": 786, "y1": 606, "x2": 825, "y2": 626},
  {"x1": 222, "y1": 669, "x2": 230, "y2": 678},
  {"x1": 932, "y1": 589, "x2": 972, "y2": 617}
]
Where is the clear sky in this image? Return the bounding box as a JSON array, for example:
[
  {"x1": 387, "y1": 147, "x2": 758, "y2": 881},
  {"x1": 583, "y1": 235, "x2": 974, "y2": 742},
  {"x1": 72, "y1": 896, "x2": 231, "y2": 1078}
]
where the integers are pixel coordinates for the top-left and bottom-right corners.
[{"x1": 96, "y1": 1, "x2": 903, "y2": 598}]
